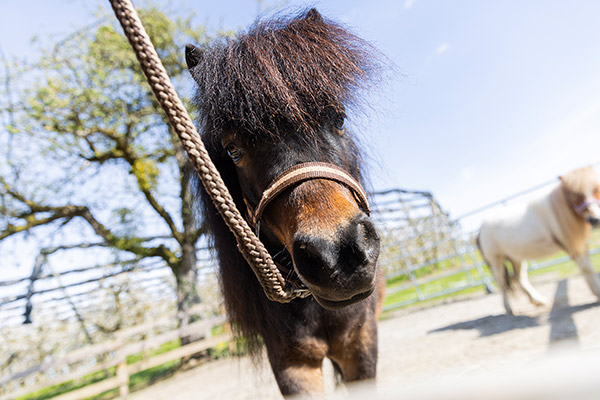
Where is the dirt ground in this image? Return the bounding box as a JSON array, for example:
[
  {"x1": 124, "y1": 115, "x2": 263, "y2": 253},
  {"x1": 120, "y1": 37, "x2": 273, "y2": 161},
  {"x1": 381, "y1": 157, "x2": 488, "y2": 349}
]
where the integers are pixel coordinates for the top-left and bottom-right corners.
[{"x1": 129, "y1": 273, "x2": 600, "y2": 399}]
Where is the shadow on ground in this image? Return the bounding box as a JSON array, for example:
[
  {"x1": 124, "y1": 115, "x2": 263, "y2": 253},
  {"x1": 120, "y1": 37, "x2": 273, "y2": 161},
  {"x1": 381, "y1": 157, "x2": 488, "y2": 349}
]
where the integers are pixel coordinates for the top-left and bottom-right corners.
[
  {"x1": 428, "y1": 314, "x2": 541, "y2": 337},
  {"x1": 429, "y1": 279, "x2": 600, "y2": 339},
  {"x1": 548, "y1": 279, "x2": 599, "y2": 345}
]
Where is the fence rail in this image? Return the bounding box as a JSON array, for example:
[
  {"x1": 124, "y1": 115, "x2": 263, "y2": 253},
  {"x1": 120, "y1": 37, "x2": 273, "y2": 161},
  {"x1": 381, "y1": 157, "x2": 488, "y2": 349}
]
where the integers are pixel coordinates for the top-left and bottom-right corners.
[{"x1": 0, "y1": 305, "x2": 229, "y2": 400}]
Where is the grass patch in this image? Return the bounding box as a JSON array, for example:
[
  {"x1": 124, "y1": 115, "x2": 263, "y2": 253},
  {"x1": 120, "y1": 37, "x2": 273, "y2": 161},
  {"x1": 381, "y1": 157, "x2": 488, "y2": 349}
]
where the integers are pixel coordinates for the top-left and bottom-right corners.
[
  {"x1": 126, "y1": 339, "x2": 180, "y2": 365},
  {"x1": 384, "y1": 266, "x2": 489, "y2": 310},
  {"x1": 84, "y1": 388, "x2": 118, "y2": 400},
  {"x1": 16, "y1": 369, "x2": 114, "y2": 400},
  {"x1": 385, "y1": 253, "x2": 480, "y2": 287},
  {"x1": 530, "y1": 251, "x2": 600, "y2": 279},
  {"x1": 127, "y1": 360, "x2": 180, "y2": 393},
  {"x1": 384, "y1": 286, "x2": 418, "y2": 306},
  {"x1": 79, "y1": 361, "x2": 182, "y2": 400},
  {"x1": 381, "y1": 285, "x2": 486, "y2": 319}
]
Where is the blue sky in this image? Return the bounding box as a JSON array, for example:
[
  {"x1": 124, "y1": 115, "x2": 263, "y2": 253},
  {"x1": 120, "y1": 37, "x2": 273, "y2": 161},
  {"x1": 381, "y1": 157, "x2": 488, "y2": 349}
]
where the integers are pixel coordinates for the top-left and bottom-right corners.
[{"x1": 2, "y1": 0, "x2": 600, "y2": 226}]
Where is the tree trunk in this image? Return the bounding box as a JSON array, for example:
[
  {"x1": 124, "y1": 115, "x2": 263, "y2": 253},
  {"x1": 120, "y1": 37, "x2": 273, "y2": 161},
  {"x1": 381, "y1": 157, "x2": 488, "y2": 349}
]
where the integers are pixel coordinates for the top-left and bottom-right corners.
[
  {"x1": 174, "y1": 149, "x2": 208, "y2": 368},
  {"x1": 174, "y1": 138, "x2": 203, "y2": 345},
  {"x1": 176, "y1": 240, "x2": 201, "y2": 345}
]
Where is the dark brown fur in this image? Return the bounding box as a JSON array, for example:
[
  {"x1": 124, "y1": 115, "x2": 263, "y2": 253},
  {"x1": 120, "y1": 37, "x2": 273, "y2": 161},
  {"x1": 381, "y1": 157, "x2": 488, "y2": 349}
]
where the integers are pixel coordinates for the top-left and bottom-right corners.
[{"x1": 187, "y1": 9, "x2": 384, "y2": 396}]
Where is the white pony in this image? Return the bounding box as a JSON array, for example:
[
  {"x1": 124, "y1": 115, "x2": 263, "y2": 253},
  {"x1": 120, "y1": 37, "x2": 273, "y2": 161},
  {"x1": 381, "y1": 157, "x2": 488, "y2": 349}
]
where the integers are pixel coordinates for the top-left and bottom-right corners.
[{"x1": 477, "y1": 166, "x2": 600, "y2": 314}]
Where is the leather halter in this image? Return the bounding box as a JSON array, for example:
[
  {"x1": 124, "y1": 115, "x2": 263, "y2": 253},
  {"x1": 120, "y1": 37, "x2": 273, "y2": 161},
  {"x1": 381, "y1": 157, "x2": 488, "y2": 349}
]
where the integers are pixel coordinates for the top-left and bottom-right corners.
[
  {"x1": 243, "y1": 162, "x2": 371, "y2": 234},
  {"x1": 562, "y1": 186, "x2": 600, "y2": 217}
]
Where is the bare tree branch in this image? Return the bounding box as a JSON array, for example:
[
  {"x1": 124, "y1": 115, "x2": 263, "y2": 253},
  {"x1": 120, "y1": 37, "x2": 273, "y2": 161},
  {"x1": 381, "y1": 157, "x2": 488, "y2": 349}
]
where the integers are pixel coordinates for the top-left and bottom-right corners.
[{"x1": 1, "y1": 181, "x2": 178, "y2": 267}]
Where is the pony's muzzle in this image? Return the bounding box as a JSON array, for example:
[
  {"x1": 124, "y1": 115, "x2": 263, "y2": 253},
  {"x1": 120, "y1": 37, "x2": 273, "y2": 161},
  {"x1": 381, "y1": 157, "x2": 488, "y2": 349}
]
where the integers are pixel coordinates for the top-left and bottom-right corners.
[
  {"x1": 292, "y1": 213, "x2": 380, "y2": 309},
  {"x1": 588, "y1": 216, "x2": 600, "y2": 227},
  {"x1": 586, "y1": 203, "x2": 600, "y2": 227}
]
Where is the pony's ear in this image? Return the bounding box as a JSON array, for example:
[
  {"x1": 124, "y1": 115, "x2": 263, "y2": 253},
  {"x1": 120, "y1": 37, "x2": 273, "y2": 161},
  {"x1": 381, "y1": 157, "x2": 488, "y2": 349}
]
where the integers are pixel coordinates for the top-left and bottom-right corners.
[
  {"x1": 559, "y1": 175, "x2": 564, "y2": 181},
  {"x1": 185, "y1": 44, "x2": 203, "y2": 70},
  {"x1": 305, "y1": 8, "x2": 324, "y2": 23}
]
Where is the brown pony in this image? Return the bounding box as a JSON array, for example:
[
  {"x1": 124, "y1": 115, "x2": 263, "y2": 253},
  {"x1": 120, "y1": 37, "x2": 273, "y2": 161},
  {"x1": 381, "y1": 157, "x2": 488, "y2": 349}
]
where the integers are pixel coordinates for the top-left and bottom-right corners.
[{"x1": 185, "y1": 9, "x2": 385, "y2": 396}]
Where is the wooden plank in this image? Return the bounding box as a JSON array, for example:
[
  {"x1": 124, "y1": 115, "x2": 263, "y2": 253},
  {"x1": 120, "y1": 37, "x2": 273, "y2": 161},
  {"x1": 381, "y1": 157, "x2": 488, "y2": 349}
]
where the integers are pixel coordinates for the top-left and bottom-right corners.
[
  {"x1": 113, "y1": 304, "x2": 210, "y2": 339},
  {"x1": 117, "y1": 316, "x2": 226, "y2": 358}
]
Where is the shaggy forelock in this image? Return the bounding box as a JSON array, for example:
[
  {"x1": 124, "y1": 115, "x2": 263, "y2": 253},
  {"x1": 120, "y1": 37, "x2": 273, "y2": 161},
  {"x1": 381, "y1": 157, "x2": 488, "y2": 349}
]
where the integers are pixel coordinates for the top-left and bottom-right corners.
[{"x1": 187, "y1": 8, "x2": 379, "y2": 141}]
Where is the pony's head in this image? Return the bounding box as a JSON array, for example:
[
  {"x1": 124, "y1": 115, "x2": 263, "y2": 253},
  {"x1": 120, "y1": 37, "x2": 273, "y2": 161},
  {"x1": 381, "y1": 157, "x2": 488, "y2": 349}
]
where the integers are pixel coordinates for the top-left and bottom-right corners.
[
  {"x1": 560, "y1": 166, "x2": 600, "y2": 227},
  {"x1": 186, "y1": 9, "x2": 381, "y2": 308}
]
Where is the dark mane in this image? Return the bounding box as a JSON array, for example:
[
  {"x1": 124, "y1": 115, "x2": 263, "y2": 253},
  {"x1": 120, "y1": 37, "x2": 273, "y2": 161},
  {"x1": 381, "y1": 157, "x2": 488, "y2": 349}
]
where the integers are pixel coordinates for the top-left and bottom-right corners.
[{"x1": 188, "y1": 8, "x2": 379, "y2": 141}]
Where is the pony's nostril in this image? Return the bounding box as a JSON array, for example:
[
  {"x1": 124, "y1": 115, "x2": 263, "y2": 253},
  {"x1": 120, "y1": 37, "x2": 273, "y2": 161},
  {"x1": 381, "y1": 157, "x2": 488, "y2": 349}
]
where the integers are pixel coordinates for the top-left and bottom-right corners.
[
  {"x1": 293, "y1": 236, "x2": 335, "y2": 285},
  {"x1": 339, "y1": 241, "x2": 368, "y2": 270},
  {"x1": 340, "y1": 216, "x2": 379, "y2": 268},
  {"x1": 296, "y1": 240, "x2": 317, "y2": 261}
]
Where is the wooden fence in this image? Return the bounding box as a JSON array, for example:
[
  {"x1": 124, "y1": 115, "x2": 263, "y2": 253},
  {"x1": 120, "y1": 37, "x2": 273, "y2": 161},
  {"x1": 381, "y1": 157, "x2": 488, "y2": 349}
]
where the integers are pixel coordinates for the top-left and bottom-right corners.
[{"x1": 0, "y1": 308, "x2": 229, "y2": 400}]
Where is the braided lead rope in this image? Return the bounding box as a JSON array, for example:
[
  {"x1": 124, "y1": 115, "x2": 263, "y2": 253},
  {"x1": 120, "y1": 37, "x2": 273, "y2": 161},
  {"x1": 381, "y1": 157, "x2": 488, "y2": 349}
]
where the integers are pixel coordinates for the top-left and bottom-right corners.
[{"x1": 108, "y1": 0, "x2": 308, "y2": 302}]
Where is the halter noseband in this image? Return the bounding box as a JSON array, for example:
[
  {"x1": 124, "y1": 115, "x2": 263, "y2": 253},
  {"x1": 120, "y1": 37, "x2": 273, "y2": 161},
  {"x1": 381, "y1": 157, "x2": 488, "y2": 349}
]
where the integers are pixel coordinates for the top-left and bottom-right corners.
[
  {"x1": 562, "y1": 185, "x2": 600, "y2": 217},
  {"x1": 243, "y1": 162, "x2": 370, "y2": 234}
]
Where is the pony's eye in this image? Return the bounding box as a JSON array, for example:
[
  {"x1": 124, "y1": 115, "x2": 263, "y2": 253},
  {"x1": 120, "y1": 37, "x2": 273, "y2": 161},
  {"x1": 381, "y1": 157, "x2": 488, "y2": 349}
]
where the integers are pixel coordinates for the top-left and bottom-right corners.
[
  {"x1": 225, "y1": 144, "x2": 243, "y2": 163},
  {"x1": 334, "y1": 114, "x2": 345, "y2": 130}
]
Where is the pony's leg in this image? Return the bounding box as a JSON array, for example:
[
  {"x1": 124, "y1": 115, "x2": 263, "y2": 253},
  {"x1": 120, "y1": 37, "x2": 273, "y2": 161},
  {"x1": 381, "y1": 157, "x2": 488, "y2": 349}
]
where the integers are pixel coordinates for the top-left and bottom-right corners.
[
  {"x1": 574, "y1": 253, "x2": 600, "y2": 298},
  {"x1": 328, "y1": 315, "x2": 378, "y2": 382},
  {"x1": 488, "y1": 259, "x2": 513, "y2": 314},
  {"x1": 512, "y1": 260, "x2": 549, "y2": 307},
  {"x1": 270, "y1": 360, "x2": 324, "y2": 396},
  {"x1": 265, "y1": 340, "x2": 326, "y2": 396}
]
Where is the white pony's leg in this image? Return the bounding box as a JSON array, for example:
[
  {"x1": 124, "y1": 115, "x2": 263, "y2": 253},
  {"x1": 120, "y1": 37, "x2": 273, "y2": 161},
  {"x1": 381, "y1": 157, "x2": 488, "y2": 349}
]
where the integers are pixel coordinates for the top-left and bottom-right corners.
[
  {"x1": 489, "y1": 259, "x2": 513, "y2": 314},
  {"x1": 513, "y1": 260, "x2": 549, "y2": 307},
  {"x1": 573, "y1": 253, "x2": 600, "y2": 299}
]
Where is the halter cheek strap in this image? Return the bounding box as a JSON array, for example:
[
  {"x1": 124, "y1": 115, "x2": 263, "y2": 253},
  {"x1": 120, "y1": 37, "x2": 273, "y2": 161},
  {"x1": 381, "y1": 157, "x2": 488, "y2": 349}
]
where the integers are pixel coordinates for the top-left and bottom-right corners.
[{"x1": 243, "y1": 162, "x2": 370, "y2": 234}]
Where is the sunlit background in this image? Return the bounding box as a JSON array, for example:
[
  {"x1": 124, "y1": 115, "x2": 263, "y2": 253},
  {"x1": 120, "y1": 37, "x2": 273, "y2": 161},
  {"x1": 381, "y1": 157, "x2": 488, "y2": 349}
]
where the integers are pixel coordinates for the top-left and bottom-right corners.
[
  {"x1": 2, "y1": 1, "x2": 600, "y2": 397},
  {"x1": 4, "y1": 0, "x2": 600, "y2": 226}
]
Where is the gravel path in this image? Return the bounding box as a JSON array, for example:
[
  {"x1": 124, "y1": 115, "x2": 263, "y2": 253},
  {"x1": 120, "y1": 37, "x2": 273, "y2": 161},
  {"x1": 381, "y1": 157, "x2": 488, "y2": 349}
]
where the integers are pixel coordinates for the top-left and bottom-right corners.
[{"x1": 129, "y1": 273, "x2": 600, "y2": 399}]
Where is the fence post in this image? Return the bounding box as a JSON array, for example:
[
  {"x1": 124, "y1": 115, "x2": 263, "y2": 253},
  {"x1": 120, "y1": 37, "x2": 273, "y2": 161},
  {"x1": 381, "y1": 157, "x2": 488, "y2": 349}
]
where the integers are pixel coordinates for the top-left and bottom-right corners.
[{"x1": 116, "y1": 339, "x2": 129, "y2": 399}]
